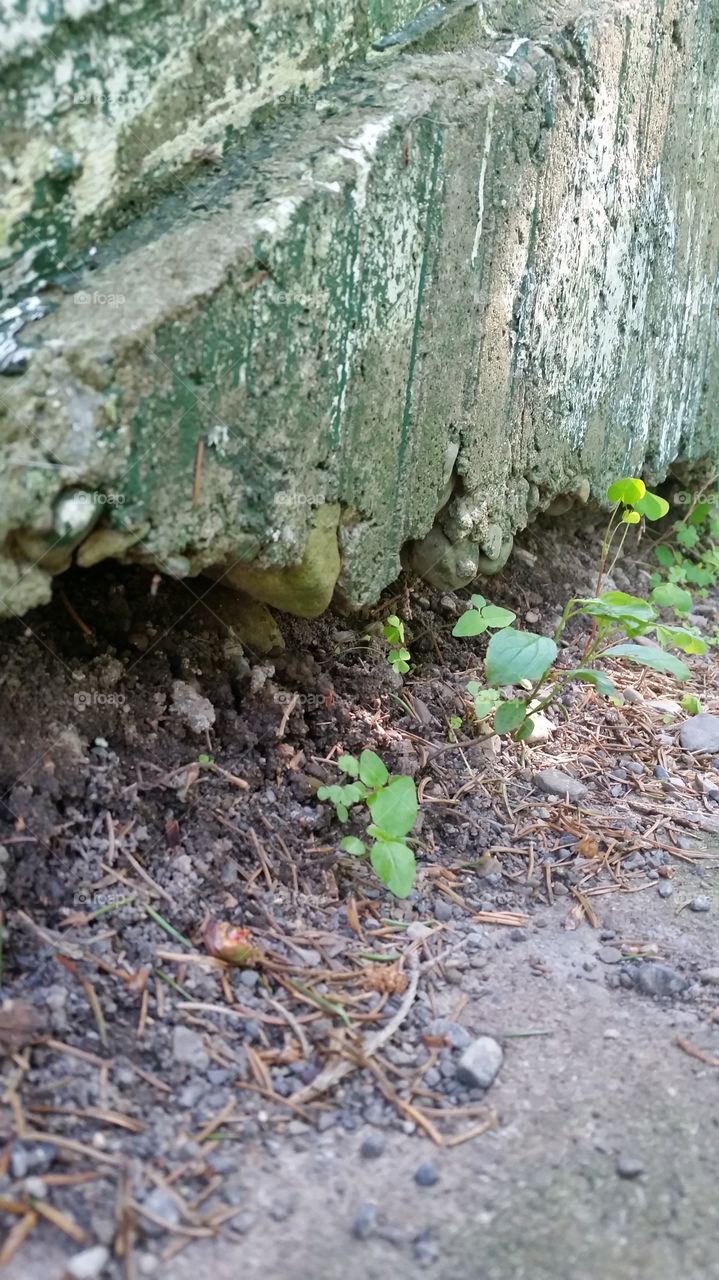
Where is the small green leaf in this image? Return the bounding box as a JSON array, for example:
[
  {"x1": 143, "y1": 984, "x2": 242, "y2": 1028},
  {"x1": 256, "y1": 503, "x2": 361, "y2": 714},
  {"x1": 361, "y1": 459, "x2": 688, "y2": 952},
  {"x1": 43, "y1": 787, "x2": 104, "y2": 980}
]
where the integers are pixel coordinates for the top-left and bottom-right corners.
[
  {"x1": 622, "y1": 510, "x2": 641, "y2": 524},
  {"x1": 494, "y1": 699, "x2": 527, "y2": 734},
  {"x1": 580, "y1": 592, "x2": 656, "y2": 624},
  {"x1": 651, "y1": 583, "x2": 693, "y2": 614},
  {"x1": 654, "y1": 545, "x2": 675, "y2": 567},
  {"x1": 654, "y1": 625, "x2": 707, "y2": 655},
  {"x1": 340, "y1": 836, "x2": 367, "y2": 856},
  {"x1": 481, "y1": 604, "x2": 516, "y2": 629},
  {"x1": 367, "y1": 775, "x2": 418, "y2": 837},
  {"x1": 337, "y1": 754, "x2": 360, "y2": 777},
  {"x1": 466, "y1": 680, "x2": 481, "y2": 696},
  {"x1": 452, "y1": 610, "x2": 488, "y2": 637},
  {"x1": 485, "y1": 629, "x2": 558, "y2": 686},
  {"x1": 370, "y1": 840, "x2": 416, "y2": 898},
  {"x1": 676, "y1": 525, "x2": 700, "y2": 549},
  {"x1": 470, "y1": 594, "x2": 487, "y2": 609},
  {"x1": 567, "y1": 668, "x2": 619, "y2": 700},
  {"x1": 337, "y1": 803, "x2": 349, "y2": 822},
  {"x1": 634, "y1": 491, "x2": 669, "y2": 520},
  {"x1": 604, "y1": 643, "x2": 691, "y2": 680},
  {"x1": 680, "y1": 693, "x2": 701, "y2": 715},
  {"x1": 198, "y1": 753, "x2": 213, "y2": 765},
  {"x1": 358, "y1": 750, "x2": 389, "y2": 789},
  {"x1": 606, "y1": 477, "x2": 646, "y2": 505},
  {"x1": 514, "y1": 717, "x2": 535, "y2": 741}
]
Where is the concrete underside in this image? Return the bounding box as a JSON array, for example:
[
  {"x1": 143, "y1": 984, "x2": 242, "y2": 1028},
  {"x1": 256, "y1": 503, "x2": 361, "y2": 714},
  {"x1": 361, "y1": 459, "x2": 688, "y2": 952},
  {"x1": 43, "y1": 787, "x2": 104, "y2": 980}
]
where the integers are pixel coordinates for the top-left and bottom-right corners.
[{"x1": 1, "y1": 0, "x2": 718, "y2": 617}]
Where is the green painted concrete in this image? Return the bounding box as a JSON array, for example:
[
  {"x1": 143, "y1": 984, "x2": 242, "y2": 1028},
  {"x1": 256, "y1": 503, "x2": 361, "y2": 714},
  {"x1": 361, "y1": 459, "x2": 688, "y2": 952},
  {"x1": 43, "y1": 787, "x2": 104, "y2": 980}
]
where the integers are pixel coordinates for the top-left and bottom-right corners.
[{"x1": 0, "y1": 1, "x2": 717, "y2": 617}]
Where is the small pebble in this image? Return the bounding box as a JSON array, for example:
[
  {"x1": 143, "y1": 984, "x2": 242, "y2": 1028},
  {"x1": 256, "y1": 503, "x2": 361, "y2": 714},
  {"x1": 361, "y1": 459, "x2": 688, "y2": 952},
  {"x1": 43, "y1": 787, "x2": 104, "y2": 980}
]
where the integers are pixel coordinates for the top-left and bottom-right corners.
[
  {"x1": 622, "y1": 688, "x2": 644, "y2": 704},
  {"x1": 360, "y1": 1132, "x2": 386, "y2": 1160},
  {"x1": 456, "y1": 1036, "x2": 503, "y2": 1089},
  {"x1": 689, "y1": 896, "x2": 711, "y2": 913},
  {"x1": 414, "y1": 1162, "x2": 440, "y2": 1187},
  {"x1": 65, "y1": 1246, "x2": 111, "y2": 1280},
  {"x1": 616, "y1": 1154, "x2": 644, "y2": 1180},
  {"x1": 352, "y1": 1203, "x2": 378, "y2": 1240},
  {"x1": 654, "y1": 765, "x2": 670, "y2": 781},
  {"x1": 597, "y1": 946, "x2": 622, "y2": 965},
  {"x1": 699, "y1": 968, "x2": 719, "y2": 985},
  {"x1": 534, "y1": 768, "x2": 587, "y2": 803},
  {"x1": 657, "y1": 882, "x2": 673, "y2": 898}
]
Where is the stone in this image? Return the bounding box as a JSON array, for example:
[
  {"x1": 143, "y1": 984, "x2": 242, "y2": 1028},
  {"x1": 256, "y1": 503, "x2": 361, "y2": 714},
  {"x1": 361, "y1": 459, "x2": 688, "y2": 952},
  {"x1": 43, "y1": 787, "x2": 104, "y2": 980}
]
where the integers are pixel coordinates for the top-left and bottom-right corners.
[
  {"x1": 360, "y1": 1132, "x2": 386, "y2": 1160},
  {"x1": 616, "y1": 1154, "x2": 644, "y2": 1180},
  {"x1": 218, "y1": 505, "x2": 341, "y2": 618},
  {"x1": 622, "y1": 688, "x2": 644, "y2": 704},
  {"x1": 414, "y1": 1162, "x2": 440, "y2": 1187},
  {"x1": 65, "y1": 1246, "x2": 111, "y2": 1279},
  {"x1": 679, "y1": 715, "x2": 719, "y2": 753},
  {"x1": 534, "y1": 769, "x2": 588, "y2": 803},
  {"x1": 351, "y1": 1203, "x2": 378, "y2": 1240},
  {"x1": 632, "y1": 963, "x2": 689, "y2": 997},
  {"x1": 140, "y1": 1188, "x2": 182, "y2": 1235},
  {"x1": 657, "y1": 882, "x2": 673, "y2": 899},
  {"x1": 171, "y1": 1025, "x2": 209, "y2": 1070},
  {"x1": 524, "y1": 711, "x2": 555, "y2": 745},
  {"x1": 689, "y1": 896, "x2": 711, "y2": 913},
  {"x1": 699, "y1": 968, "x2": 719, "y2": 985},
  {"x1": 456, "y1": 1036, "x2": 503, "y2": 1089},
  {"x1": 170, "y1": 681, "x2": 216, "y2": 735},
  {"x1": 598, "y1": 946, "x2": 623, "y2": 965},
  {"x1": 427, "y1": 1018, "x2": 472, "y2": 1050}
]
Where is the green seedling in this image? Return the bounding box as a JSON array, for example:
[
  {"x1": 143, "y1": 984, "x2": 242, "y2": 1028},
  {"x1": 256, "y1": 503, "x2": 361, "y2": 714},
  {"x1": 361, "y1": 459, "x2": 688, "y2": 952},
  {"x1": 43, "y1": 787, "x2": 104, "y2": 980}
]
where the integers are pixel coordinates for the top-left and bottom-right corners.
[
  {"x1": 383, "y1": 614, "x2": 411, "y2": 675},
  {"x1": 318, "y1": 750, "x2": 418, "y2": 897}
]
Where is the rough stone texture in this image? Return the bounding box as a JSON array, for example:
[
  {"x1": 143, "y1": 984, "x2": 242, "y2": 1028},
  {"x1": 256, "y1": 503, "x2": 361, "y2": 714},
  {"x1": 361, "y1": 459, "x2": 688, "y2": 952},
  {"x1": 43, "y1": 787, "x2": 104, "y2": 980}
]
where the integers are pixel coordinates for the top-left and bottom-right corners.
[
  {"x1": 1, "y1": 0, "x2": 718, "y2": 616},
  {"x1": 679, "y1": 714, "x2": 719, "y2": 753}
]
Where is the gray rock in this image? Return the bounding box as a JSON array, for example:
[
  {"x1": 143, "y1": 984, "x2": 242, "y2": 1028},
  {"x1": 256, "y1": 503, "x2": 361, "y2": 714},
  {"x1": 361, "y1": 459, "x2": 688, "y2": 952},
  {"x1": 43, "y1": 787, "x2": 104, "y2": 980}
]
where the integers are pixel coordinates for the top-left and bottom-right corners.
[
  {"x1": 534, "y1": 769, "x2": 587, "y2": 803},
  {"x1": 427, "y1": 1018, "x2": 472, "y2": 1050},
  {"x1": 657, "y1": 882, "x2": 673, "y2": 898},
  {"x1": 653, "y1": 764, "x2": 670, "y2": 781},
  {"x1": 171, "y1": 679, "x2": 216, "y2": 734},
  {"x1": 352, "y1": 1203, "x2": 378, "y2": 1240},
  {"x1": 65, "y1": 1246, "x2": 111, "y2": 1279},
  {"x1": 679, "y1": 714, "x2": 719, "y2": 753},
  {"x1": 414, "y1": 1162, "x2": 440, "y2": 1187},
  {"x1": 689, "y1": 896, "x2": 711, "y2": 913},
  {"x1": 172, "y1": 1024, "x2": 209, "y2": 1070},
  {"x1": 699, "y1": 968, "x2": 719, "y2": 985},
  {"x1": 360, "y1": 1132, "x2": 386, "y2": 1159},
  {"x1": 633, "y1": 962, "x2": 689, "y2": 997},
  {"x1": 456, "y1": 1035, "x2": 503, "y2": 1089},
  {"x1": 616, "y1": 1154, "x2": 644, "y2": 1180},
  {"x1": 231, "y1": 1211, "x2": 256, "y2": 1234},
  {"x1": 597, "y1": 946, "x2": 623, "y2": 965},
  {"x1": 141, "y1": 1187, "x2": 182, "y2": 1234},
  {"x1": 412, "y1": 1228, "x2": 440, "y2": 1268}
]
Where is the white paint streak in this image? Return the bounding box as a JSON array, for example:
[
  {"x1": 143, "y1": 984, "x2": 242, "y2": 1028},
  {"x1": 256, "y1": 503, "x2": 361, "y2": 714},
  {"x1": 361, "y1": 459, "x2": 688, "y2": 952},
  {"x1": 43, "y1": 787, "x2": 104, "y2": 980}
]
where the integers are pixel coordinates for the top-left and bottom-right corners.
[{"x1": 471, "y1": 100, "x2": 494, "y2": 267}]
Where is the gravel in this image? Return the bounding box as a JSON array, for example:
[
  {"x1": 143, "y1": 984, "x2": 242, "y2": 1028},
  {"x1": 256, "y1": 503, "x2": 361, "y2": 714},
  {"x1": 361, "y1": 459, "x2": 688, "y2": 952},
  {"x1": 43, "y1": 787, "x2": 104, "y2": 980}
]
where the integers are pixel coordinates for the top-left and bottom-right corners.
[
  {"x1": 172, "y1": 1025, "x2": 209, "y2": 1070},
  {"x1": 616, "y1": 1154, "x2": 644, "y2": 1180},
  {"x1": 632, "y1": 962, "x2": 689, "y2": 997},
  {"x1": 456, "y1": 1036, "x2": 504, "y2": 1089},
  {"x1": 679, "y1": 714, "x2": 719, "y2": 753},
  {"x1": 689, "y1": 896, "x2": 711, "y2": 912},
  {"x1": 351, "y1": 1203, "x2": 378, "y2": 1240},
  {"x1": 414, "y1": 1162, "x2": 440, "y2": 1187},
  {"x1": 534, "y1": 769, "x2": 587, "y2": 803},
  {"x1": 65, "y1": 1246, "x2": 111, "y2": 1279},
  {"x1": 657, "y1": 882, "x2": 673, "y2": 898}
]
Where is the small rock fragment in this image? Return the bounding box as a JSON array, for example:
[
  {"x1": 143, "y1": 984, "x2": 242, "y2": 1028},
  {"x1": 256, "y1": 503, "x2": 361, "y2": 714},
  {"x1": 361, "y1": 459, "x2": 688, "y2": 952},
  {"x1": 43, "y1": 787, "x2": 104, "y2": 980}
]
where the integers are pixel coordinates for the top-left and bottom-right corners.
[
  {"x1": 534, "y1": 769, "x2": 587, "y2": 803},
  {"x1": 633, "y1": 963, "x2": 689, "y2": 997},
  {"x1": 360, "y1": 1132, "x2": 386, "y2": 1160},
  {"x1": 616, "y1": 1154, "x2": 644, "y2": 1180},
  {"x1": 352, "y1": 1203, "x2": 378, "y2": 1240},
  {"x1": 699, "y1": 968, "x2": 719, "y2": 985},
  {"x1": 689, "y1": 896, "x2": 711, "y2": 913},
  {"x1": 414, "y1": 1162, "x2": 440, "y2": 1187},
  {"x1": 622, "y1": 688, "x2": 644, "y2": 705},
  {"x1": 657, "y1": 882, "x2": 673, "y2": 899},
  {"x1": 170, "y1": 680, "x2": 216, "y2": 734},
  {"x1": 597, "y1": 946, "x2": 622, "y2": 965},
  {"x1": 456, "y1": 1035, "x2": 503, "y2": 1089},
  {"x1": 524, "y1": 712, "x2": 555, "y2": 745},
  {"x1": 140, "y1": 1187, "x2": 181, "y2": 1235},
  {"x1": 679, "y1": 714, "x2": 719, "y2": 753},
  {"x1": 65, "y1": 1245, "x2": 111, "y2": 1280},
  {"x1": 172, "y1": 1025, "x2": 209, "y2": 1070}
]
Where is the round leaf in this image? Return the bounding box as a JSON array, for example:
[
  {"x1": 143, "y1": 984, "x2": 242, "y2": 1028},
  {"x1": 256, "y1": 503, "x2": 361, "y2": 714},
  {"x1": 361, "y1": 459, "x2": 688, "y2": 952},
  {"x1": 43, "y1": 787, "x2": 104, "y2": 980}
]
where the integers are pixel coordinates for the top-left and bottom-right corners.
[
  {"x1": 604, "y1": 643, "x2": 690, "y2": 680},
  {"x1": 634, "y1": 491, "x2": 670, "y2": 521},
  {"x1": 481, "y1": 604, "x2": 516, "y2": 629},
  {"x1": 452, "y1": 610, "x2": 488, "y2": 637},
  {"x1": 359, "y1": 750, "x2": 389, "y2": 789},
  {"x1": 370, "y1": 840, "x2": 416, "y2": 898},
  {"x1": 494, "y1": 699, "x2": 527, "y2": 734},
  {"x1": 651, "y1": 583, "x2": 693, "y2": 614},
  {"x1": 337, "y1": 754, "x2": 359, "y2": 777},
  {"x1": 367, "y1": 775, "x2": 418, "y2": 837},
  {"x1": 606, "y1": 478, "x2": 646, "y2": 506},
  {"x1": 340, "y1": 836, "x2": 367, "y2": 856},
  {"x1": 470, "y1": 594, "x2": 487, "y2": 609},
  {"x1": 485, "y1": 629, "x2": 558, "y2": 686},
  {"x1": 622, "y1": 510, "x2": 641, "y2": 524}
]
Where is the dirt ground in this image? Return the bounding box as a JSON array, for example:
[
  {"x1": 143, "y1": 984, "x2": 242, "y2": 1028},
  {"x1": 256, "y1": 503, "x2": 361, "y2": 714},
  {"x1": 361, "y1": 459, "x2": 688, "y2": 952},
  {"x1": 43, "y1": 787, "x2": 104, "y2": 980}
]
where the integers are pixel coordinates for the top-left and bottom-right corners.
[{"x1": 1, "y1": 509, "x2": 718, "y2": 1279}]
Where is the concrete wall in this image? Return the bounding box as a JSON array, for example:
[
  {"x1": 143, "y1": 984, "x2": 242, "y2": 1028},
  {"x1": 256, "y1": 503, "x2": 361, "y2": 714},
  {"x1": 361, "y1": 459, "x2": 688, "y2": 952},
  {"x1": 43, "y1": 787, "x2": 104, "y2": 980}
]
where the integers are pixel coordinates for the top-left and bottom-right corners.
[{"x1": 1, "y1": 1, "x2": 717, "y2": 616}]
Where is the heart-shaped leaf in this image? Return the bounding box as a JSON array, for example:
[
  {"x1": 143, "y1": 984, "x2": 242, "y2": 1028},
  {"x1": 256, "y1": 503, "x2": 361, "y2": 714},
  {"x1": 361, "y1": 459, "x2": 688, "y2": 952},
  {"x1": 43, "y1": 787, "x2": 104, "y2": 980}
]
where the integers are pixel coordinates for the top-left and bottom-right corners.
[
  {"x1": 634, "y1": 491, "x2": 669, "y2": 520},
  {"x1": 485, "y1": 629, "x2": 558, "y2": 686},
  {"x1": 367, "y1": 776, "x2": 418, "y2": 837},
  {"x1": 370, "y1": 840, "x2": 416, "y2": 898},
  {"x1": 358, "y1": 750, "x2": 389, "y2": 789},
  {"x1": 452, "y1": 610, "x2": 488, "y2": 637},
  {"x1": 606, "y1": 478, "x2": 646, "y2": 505},
  {"x1": 481, "y1": 604, "x2": 516, "y2": 629},
  {"x1": 340, "y1": 836, "x2": 367, "y2": 857}
]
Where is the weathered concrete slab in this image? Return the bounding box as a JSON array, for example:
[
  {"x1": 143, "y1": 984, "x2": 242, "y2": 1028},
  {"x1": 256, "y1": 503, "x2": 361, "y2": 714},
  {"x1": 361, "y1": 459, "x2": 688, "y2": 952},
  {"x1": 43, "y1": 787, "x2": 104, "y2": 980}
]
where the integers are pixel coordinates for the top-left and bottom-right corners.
[{"x1": 0, "y1": 1, "x2": 717, "y2": 616}]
